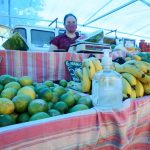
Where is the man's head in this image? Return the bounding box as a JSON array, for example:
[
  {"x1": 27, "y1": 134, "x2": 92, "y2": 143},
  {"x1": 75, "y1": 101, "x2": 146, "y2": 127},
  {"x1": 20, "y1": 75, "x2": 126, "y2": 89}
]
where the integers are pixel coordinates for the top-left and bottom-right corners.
[{"x1": 63, "y1": 13, "x2": 77, "y2": 33}]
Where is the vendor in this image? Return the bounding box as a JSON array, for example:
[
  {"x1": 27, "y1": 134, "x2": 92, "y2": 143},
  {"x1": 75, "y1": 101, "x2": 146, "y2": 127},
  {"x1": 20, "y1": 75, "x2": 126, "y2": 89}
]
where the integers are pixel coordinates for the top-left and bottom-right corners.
[{"x1": 49, "y1": 13, "x2": 79, "y2": 51}]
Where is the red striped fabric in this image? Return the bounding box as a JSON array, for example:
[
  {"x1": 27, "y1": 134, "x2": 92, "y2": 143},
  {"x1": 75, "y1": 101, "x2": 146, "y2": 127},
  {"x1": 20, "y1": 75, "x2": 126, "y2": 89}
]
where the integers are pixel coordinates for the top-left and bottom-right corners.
[
  {"x1": 0, "y1": 96, "x2": 150, "y2": 150},
  {"x1": 0, "y1": 50, "x2": 126, "y2": 82}
]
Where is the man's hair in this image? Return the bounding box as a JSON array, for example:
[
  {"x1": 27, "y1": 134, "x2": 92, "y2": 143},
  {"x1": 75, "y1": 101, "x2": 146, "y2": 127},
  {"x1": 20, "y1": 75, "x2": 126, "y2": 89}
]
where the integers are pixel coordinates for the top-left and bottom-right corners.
[{"x1": 63, "y1": 13, "x2": 77, "y2": 25}]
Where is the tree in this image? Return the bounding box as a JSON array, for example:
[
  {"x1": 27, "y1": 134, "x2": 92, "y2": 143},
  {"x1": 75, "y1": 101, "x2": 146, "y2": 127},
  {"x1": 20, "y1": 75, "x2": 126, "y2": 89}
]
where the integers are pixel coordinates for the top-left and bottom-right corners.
[{"x1": 0, "y1": 0, "x2": 45, "y2": 27}]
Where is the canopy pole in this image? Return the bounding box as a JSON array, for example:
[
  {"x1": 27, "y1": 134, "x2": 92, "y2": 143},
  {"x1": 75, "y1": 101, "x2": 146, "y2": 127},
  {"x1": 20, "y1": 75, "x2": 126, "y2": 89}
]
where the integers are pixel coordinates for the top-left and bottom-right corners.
[
  {"x1": 140, "y1": 0, "x2": 150, "y2": 7},
  {"x1": 83, "y1": 0, "x2": 138, "y2": 26},
  {"x1": 83, "y1": 0, "x2": 113, "y2": 25},
  {"x1": 8, "y1": 0, "x2": 11, "y2": 27}
]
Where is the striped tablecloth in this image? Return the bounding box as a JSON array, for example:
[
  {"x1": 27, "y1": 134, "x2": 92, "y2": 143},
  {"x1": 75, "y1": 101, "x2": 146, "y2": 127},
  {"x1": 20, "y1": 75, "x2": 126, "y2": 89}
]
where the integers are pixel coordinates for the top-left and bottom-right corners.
[
  {"x1": 0, "y1": 96, "x2": 150, "y2": 150},
  {"x1": 0, "y1": 50, "x2": 126, "y2": 82}
]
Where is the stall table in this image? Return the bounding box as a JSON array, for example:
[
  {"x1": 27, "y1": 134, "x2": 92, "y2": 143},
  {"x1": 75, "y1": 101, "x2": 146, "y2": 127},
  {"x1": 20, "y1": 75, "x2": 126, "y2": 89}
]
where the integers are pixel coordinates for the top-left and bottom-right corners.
[
  {"x1": 0, "y1": 50, "x2": 149, "y2": 149},
  {"x1": 0, "y1": 50, "x2": 126, "y2": 82},
  {"x1": 0, "y1": 97, "x2": 150, "y2": 150}
]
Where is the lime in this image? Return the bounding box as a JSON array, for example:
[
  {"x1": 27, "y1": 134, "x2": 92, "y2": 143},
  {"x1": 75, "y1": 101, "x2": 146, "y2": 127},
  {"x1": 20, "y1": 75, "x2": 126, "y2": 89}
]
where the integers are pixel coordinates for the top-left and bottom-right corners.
[
  {"x1": 1, "y1": 87, "x2": 17, "y2": 99},
  {"x1": 77, "y1": 96, "x2": 93, "y2": 108},
  {"x1": 12, "y1": 95, "x2": 32, "y2": 113},
  {"x1": 28, "y1": 99, "x2": 48, "y2": 115},
  {"x1": 38, "y1": 88, "x2": 53, "y2": 102},
  {"x1": 53, "y1": 86, "x2": 66, "y2": 97},
  {"x1": 0, "y1": 114, "x2": 15, "y2": 127},
  {"x1": 59, "y1": 79, "x2": 68, "y2": 87},
  {"x1": 73, "y1": 93, "x2": 81, "y2": 103},
  {"x1": 44, "y1": 80, "x2": 54, "y2": 87},
  {"x1": 0, "y1": 98, "x2": 14, "y2": 114},
  {"x1": 47, "y1": 101, "x2": 53, "y2": 109},
  {"x1": 35, "y1": 84, "x2": 48, "y2": 93},
  {"x1": 29, "y1": 112, "x2": 49, "y2": 121},
  {"x1": 19, "y1": 76, "x2": 33, "y2": 86},
  {"x1": 10, "y1": 112, "x2": 19, "y2": 122},
  {"x1": 4, "y1": 81, "x2": 21, "y2": 90},
  {"x1": 69, "y1": 104, "x2": 89, "y2": 113},
  {"x1": 51, "y1": 92, "x2": 59, "y2": 103},
  {"x1": 60, "y1": 92, "x2": 75, "y2": 108},
  {"x1": 53, "y1": 101, "x2": 68, "y2": 113},
  {"x1": 17, "y1": 113, "x2": 30, "y2": 123},
  {"x1": 0, "y1": 75, "x2": 16, "y2": 85},
  {"x1": 0, "y1": 84, "x2": 4, "y2": 93},
  {"x1": 48, "y1": 109, "x2": 61, "y2": 117},
  {"x1": 17, "y1": 86, "x2": 36, "y2": 100}
]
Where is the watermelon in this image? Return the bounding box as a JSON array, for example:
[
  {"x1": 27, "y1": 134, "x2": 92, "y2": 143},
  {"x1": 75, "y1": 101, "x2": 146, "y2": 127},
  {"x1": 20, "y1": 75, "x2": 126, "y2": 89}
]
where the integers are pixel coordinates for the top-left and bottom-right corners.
[{"x1": 2, "y1": 32, "x2": 29, "y2": 51}]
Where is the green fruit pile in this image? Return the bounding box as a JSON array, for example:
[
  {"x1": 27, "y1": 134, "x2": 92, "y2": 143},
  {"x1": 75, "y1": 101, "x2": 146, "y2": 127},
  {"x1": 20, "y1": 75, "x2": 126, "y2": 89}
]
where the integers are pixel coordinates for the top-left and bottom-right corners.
[{"x1": 0, "y1": 75, "x2": 93, "y2": 127}]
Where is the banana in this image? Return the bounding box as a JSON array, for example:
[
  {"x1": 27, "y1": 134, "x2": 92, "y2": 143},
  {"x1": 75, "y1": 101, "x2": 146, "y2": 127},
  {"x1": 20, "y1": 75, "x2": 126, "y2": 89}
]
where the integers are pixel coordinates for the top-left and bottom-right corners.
[
  {"x1": 89, "y1": 57, "x2": 102, "y2": 72},
  {"x1": 121, "y1": 72, "x2": 137, "y2": 87},
  {"x1": 126, "y1": 60, "x2": 148, "y2": 73},
  {"x1": 141, "y1": 61, "x2": 150, "y2": 75},
  {"x1": 130, "y1": 88, "x2": 136, "y2": 99},
  {"x1": 115, "y1": 63, "x2": 145, "y2": 79},
  {"x1": 81, "y1": 67, "x2": 91, "y2": 93},
  {"x1": 75, "y1": 68, "x2": 83, "y2": 81},
  {"x1": 133, "y1": 55, "x2": 142, "y2": 61},
  {"x1": 82, "y1": 58, "x2": 96, "y2": 80},
  {"x1": 113, "y1": 62, "x2": 121, "y2": 72},
  {"x1": 139, "y1": 74, "x2": 150, "y2": 84},
  {"x1": 67, "y1": 81, "x2": 82, "y2": 92},
  {"x1": 122, "y1": 77, "x2": 132, "y2": 97},
  {"x1": 141, "y1": 61, "x2": 150, "y2": 67},
  {"x1": 123, "y1": 93, "x2": 129, "y2": 101},
  {"x1": 134, "y1": 80, "x2": 144, "y2": 97},
  {"x1": 143, "y1": 83, "x2": 150, "y2": 95}
]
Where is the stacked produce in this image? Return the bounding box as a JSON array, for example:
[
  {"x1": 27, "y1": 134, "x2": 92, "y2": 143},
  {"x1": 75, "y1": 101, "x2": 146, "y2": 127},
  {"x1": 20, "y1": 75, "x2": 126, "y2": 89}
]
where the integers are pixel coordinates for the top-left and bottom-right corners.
[
  {"x1": 68, "y1": 57, "x2": 102, "y2": 93},
  {"x1": 0, "y1": 75, "x2": 93, "y2": 127},
  {"x1": 69, "y1": 54, "x2": 150, "y2": 100},
  {"x1": 114, "y1": 59, "x2": 150, "y2": 98}
]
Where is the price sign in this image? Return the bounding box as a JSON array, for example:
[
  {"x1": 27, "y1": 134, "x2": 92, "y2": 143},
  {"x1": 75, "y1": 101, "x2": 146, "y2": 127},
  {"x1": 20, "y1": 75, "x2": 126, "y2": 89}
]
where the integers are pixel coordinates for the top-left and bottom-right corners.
[{"x1": 65, "y1": 60, "x2": 82, "y2": 82}]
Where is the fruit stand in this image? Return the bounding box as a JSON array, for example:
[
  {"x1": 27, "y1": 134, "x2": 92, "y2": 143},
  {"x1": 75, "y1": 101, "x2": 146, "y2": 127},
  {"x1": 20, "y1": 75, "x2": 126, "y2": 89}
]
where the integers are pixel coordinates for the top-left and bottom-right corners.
[
  {"x1": 0, "y1": 97, "x2": 150, "y2": 149},
  {"x1": 0, "y1": 50, "x2": 126, "y2": 82},
  {"x1": 0, "y1": 50, "x2": 150, "y2": 149}
]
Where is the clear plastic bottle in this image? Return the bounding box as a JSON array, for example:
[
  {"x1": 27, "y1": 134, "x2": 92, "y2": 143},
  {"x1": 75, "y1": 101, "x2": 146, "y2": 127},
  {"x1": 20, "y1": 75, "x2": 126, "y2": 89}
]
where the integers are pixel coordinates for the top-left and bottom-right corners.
[{"x1": 92, "y1": 50, "x2": 123, "y2": 110}]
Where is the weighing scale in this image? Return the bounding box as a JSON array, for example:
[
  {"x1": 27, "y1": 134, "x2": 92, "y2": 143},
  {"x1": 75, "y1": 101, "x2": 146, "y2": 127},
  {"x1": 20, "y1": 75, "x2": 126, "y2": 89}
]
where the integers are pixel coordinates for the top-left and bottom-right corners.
[
  {"x1": 68, "y1": 42, "x2": 111, "y2": 53},
  {"x1": 68, "y1": 29, "x2": 111, "y2": 53}
]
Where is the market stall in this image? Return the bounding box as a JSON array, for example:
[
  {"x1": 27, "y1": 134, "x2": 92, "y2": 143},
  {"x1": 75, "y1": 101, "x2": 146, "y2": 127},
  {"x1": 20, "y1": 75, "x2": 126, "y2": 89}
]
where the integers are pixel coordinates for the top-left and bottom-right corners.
[
  {"x1": 0, "y1": 50, "x2": 126, "y2": 82},
  {"x1": 0, "y1": 96, "x2": 150, "y2": 149},
  {"x1": 1, "y1": 0, "x2": 150, "y2": 149},
  {"x1": 0, "y1": 49, "x2": 150, "y2": 150}
]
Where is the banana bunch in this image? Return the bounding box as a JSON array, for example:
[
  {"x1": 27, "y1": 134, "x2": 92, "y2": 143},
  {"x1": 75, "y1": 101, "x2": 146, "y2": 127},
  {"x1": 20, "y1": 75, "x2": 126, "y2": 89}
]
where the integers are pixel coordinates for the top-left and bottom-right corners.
[
  {"x1": 114, "y1": 59, "x2": 150, "y2": 99},
  {"x1": 74, "y1": 57, "x2": 102, "y2": 93},
  {"x1": 70, "y1": 54, "x2": 150, "y2": 99}
]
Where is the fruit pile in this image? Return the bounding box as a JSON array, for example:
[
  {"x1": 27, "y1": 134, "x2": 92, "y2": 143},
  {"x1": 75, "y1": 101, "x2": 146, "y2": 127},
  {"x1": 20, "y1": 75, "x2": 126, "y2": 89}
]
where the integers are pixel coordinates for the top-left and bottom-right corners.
[
  {"x1": 114, "y1": 57, "x2": 150, "y2": 99},
  {"x1": 126, "y1": 52, "x2": 150, "y2": 63},
  {"x1": 68, "y1": 57, "x2": 102, "y2": 93},
  {"x1": 0, "y1": 75, "x2": 93, "y2": 127},
  {"x1": 69, "y1": 54, "x2": 150, "y2": 100}
]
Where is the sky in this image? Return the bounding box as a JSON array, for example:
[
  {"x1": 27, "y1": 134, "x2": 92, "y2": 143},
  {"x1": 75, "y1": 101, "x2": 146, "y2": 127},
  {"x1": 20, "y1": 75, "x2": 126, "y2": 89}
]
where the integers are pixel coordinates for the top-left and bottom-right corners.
[{"x1": 1, "y1": 0, "x2": 150, "y2": 44}]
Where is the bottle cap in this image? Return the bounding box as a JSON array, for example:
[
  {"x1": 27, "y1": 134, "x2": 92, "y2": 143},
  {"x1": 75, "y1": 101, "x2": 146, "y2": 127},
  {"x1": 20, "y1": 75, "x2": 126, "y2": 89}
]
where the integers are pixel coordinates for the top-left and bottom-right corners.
[{"x1": 102, "y1": 49, "x2": 112, "y2": 66}]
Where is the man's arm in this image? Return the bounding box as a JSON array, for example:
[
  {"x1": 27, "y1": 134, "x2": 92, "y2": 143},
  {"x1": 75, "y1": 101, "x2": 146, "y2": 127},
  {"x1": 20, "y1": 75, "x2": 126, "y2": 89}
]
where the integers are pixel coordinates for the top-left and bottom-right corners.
[{"x1": 49, "y1": 44, "x2": 58, "y2": 51}]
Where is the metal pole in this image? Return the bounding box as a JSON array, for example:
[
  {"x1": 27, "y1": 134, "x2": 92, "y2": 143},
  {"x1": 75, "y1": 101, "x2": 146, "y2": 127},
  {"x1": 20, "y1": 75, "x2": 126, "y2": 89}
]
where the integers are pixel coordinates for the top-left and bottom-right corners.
[
  {"x1": 8, "y1": 0, "x2": 11, "y2": 27},
  {"x1": 140, "y1": 0, "x2": 150, "y2": 7},
  {"x1": 83, "y1": 0, "x2": 113, "y2": 25},
  {"x1": 83, "y1": 0, "x2": 138, "y2": 26}
]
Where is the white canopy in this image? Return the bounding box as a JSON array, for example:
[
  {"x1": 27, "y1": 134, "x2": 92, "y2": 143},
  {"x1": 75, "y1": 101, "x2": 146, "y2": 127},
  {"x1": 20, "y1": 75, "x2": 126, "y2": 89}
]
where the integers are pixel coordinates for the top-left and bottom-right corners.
[{"x1": 1, "y1": 0, "x2": 150, "y2": 43}]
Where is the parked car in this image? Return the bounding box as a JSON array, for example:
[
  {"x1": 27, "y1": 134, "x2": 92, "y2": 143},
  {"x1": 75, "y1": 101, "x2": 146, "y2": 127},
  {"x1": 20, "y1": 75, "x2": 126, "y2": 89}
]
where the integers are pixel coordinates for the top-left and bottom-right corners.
[{"x1": 13, "y1": 25, "x2": 66, "y2": 51}]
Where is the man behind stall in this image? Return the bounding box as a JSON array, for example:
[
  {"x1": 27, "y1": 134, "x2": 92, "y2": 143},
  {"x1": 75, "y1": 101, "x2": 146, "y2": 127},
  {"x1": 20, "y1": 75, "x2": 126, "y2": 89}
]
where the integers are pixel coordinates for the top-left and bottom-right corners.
[{"x1": 49, "y1": 13, "x2": 79, "y2": 51}]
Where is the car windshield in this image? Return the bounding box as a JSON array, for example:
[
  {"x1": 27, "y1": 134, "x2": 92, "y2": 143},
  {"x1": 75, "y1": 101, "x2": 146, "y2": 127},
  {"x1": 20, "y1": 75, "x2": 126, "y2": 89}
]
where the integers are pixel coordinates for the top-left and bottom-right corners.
[{"x1": 31, "y1": 29, "x2": 55, "y2": 47}]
